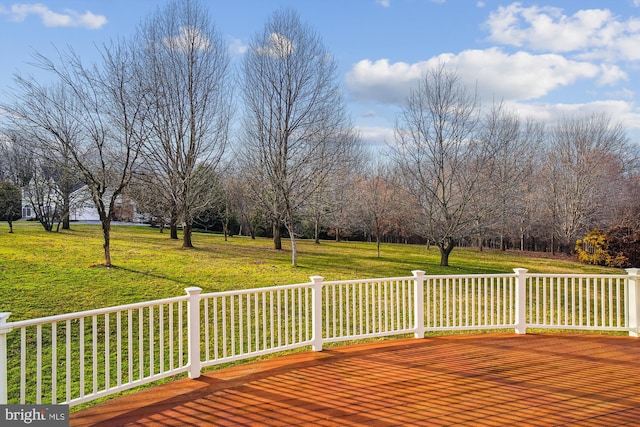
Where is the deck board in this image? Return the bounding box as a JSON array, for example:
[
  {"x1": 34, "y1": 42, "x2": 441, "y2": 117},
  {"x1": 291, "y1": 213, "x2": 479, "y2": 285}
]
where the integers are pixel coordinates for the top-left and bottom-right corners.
[{"x1": 71, "y1": 334, "x2": 640, "y2": 426}]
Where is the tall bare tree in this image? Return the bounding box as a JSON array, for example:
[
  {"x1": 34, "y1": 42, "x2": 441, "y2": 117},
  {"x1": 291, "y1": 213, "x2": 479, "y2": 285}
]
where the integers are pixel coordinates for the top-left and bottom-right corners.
[
  {"x1": 137, "y1": 0, "x2": 232, "y2": 248},
  {"x1": 240, "y1": 8, "x2": 356, "y2": 266},
  {"x1": 478, "y1": 102, "x2": 541, "y2": 250},
  {"x1": 4, "y1": 41, "x2": 149, "y2": 266},
  {"x1": 354, "y1": 160, "x2": 400, "y2": 258},
  {"x1": 393, "y1": 64, "x2": 488, "y2": 266},
  {"x1": 540, "y1": 113, "x2": 631, "y2": 254}
]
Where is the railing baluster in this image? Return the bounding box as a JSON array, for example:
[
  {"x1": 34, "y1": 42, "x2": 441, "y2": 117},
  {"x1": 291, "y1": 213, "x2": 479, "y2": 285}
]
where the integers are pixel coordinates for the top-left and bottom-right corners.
[
  {"x1": 239, "y1": 294, "x2": 244, "y2": 354},
  {"x1": 222, "y1": 296, "x2": 227, "y2": 359},
  {"x1": 80, "y1": 317, "x2": 85, "y2": 398},
  {"x1": 276, "y1": 291, "x2": 281, "y2": 348},
  {"x1": 65, "y1": 319, "x2": 71, "y2": 403},
  {"x1": 365, "y1": 282, "x2": 370, "y2": 334},
  {"x1": 51, "y1": 322, "x2": 56, "y2": 404},
  {"x1": 168, "y1": 303, "x2": 174, "y2": 371},
  {"x1": 262, "y1": 293, "x2": 267, "y2": 351},
  {"x1": 344, "y1": 284, "x2": 353, "y2": 336},
  {"x1": 105, "y1": 314, "x2": 110, "y2": 391},
  {"x1": 255, "y1": 293, "x2": 260, "y2": 352},
  {"x1": 204, "y1": 298, "x2": 210, "y2": 361},
  {"x1": 269, "y1": 291, "x2": 274, "y2": 349},
  {"x1": 231, "y1": 295, "x2": 236, "y2": 356},
  {"x1": 284, "y1": 289, "x2": 289, "y2": 346},
  {"x1": 116, "y1": 312, "x2": 122, "y2": 388},
  {"x1": 92, "y1": 316, "x2": 97, "y2": 395},
  {"x1": 138, "y1": 308, "x2": 143, "y2": 381},
  {"x1": 213, "y1": 297, "x2": 219, "y2": 360},
  {"x1": 128, "y1": 310, "x2": 133, "y2": 384},
  {"x1": 149, "y1": 307, "x2": 154, "y2": 377},
  {"x1": 601, "y1": 278, "x2": 606, "y2": 326},
  {"x1": 587, "y1": 278, "x2": 591, "y2": 327},
  {"x1": 178, "y1": 301, "x2": 184, "y2": 367},
  {"x1": 246, "y1": 293, "x2": 252, "y2": 354}
]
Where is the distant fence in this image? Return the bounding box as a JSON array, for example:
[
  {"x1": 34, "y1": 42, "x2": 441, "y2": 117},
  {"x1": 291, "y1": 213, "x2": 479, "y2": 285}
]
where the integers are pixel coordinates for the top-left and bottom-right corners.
[{"x1": 1, "y1": 268, "x2": 638, "y2": 407}]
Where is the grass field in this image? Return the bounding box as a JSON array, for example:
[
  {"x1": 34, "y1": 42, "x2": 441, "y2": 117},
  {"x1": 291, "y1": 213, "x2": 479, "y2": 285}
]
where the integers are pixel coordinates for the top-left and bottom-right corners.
[{"x1": 0, "y1": 221, "x2": 621, "y2": 322}]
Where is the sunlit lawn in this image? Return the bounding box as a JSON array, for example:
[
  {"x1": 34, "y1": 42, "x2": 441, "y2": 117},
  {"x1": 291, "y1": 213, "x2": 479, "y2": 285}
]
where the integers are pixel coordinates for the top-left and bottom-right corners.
[{"x1": 0, "y1": 221, "x2": 620, "y2": 322}]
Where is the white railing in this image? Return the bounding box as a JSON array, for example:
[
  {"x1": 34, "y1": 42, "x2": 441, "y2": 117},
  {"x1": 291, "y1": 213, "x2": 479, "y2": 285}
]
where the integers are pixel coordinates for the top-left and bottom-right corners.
[
  {"x1": 1, "y1": 268, "x2": 639, "y2": 407},
  {"x1": 0, "y1": 296, "x2": 190, "y2": 407},
  {"x1": 423, "y1": 273, "x2": 518, "y2": 331}
]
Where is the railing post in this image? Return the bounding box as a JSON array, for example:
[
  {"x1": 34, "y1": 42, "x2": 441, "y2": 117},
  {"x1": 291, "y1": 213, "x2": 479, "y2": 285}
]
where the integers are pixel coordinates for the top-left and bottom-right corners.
[
  {"x1": 185, "y1": 287, "x2": 202, "y2": 379},
  {"x1": 626, "y1": 268, "x2": 640, "y2": 338},
  {"x1": 0, "y1": 312, "x2": 12, "y2": 404},
  {"x1": 513, "y1": 268, "x2": 528, "y2": 334},
  {"x1": 310, "y1": 276, "x2": 324, "y2": 351},
  {"x1": 412, "y1": 270, "x2": 425, "y2": 338}
]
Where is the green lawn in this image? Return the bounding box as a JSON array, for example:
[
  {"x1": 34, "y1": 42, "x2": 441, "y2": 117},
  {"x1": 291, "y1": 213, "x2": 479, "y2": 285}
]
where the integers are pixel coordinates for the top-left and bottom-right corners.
[{"x1": 0, "y1": 221, "x2": 620, "y2": 322}]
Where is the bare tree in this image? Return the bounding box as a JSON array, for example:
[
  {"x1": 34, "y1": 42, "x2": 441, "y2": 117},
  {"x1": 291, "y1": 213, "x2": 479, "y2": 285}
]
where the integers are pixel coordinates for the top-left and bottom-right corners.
[
  {"x1": 2, "y1": 115, "x2": 82, "y2": 232},
  {"x1": 0, "y1": 180, "x2": 21, "y2": 233},
  {"x1": 4, "y1": 41, "x2": 149, "y2": 266},
  {"x1": 540, "y1": 113, "x2": 631, "y2": 254},
  {"x1": 392, "y1": 64, "x2": 488, "y2": 266},
  {"x1": 304, "y1": 133, "x2": 365, "y2": 244},
  {"x1": 479, "y1": 102, "x2": 541, "y2": 250},
  {"x1": 354, "y1": 160, "x2": 400, "y2": 257},
  {"x1": 240, "y1": 8, "x2": 356, "y2": 266},
  {"x1": 137, "y1": 0, "x2": 232, "y2": 248},
  {"x1": 325, "y1": 167, "x2": 360, "y2": 242}
]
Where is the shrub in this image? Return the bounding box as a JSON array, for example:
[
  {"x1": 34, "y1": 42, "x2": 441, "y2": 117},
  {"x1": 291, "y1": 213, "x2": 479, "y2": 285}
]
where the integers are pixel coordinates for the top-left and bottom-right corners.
[
  {"x1": 576, "y1": 227, "x2": 640, "y2": 268},
  {"x1": 576, "y1": 229, "x2": 609, "y2": 266}
]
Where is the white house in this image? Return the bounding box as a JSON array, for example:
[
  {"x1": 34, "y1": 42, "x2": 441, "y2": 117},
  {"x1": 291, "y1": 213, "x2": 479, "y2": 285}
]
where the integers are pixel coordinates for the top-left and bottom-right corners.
[{"x1": 22, "y1": 184, "x2": 147, "y2": 223}]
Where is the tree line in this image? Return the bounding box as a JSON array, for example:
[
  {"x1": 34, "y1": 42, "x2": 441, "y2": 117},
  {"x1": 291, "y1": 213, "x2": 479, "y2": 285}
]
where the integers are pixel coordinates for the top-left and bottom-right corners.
[{"x1": 0, "y1": 0, "x2": 638, "y2": 268}]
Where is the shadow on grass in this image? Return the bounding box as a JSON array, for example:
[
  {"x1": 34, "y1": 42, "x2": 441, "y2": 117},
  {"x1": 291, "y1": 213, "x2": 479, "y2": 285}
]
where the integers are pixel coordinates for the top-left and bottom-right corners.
[{"x1": 108, "y1": 265, "x2": 198, "y2": 287}]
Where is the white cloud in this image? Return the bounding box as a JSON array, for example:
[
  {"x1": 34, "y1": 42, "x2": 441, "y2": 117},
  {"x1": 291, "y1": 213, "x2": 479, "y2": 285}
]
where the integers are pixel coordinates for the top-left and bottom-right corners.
[
  {"x1": 346, "y1": 48, "x2": 605, "y2": 105},
  {"x1": 163, "y1": 26, "x2": 211, "y2": 52},
  {"x1": 504, "y1": 99, "x2": 640, "y2": 135},
  {"x1": 0, "y1": 3, "x2": 106, "y2": 29},
  {"x1": 228, "y1": 36, "x2": 248, "y2": 56},
  {"x1": 484, "y1": 4, "x2": 640, "y2": 62},
  {"x1": 346, "y1": 58, "x2": 426, "y2": 104},
  {"x1": 356, "y1": 125, "x2": 395, "y2": 148},
  {"x1": 257, "y1": 32, "x2": 294, "y2": 58},
  {"x1": 596, "y1": 64, "x2": 628, "y2": 86},
  {"x1": 376, "y1": 0, "x2": 390, "y2": 8}
]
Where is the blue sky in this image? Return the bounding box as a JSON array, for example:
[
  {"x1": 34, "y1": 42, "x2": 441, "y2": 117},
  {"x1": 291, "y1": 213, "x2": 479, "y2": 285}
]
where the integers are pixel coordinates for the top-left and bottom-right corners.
[{"x1": 1, "y1": 0, "x2": 638, "y2": 148}]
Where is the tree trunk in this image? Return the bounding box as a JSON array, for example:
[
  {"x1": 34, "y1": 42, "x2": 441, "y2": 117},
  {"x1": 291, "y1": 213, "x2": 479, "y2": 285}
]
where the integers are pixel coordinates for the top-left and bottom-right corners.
[
  {"x1": 223, "y1": 206, "x2": 229, "y2": 242},
  {"x1": 62, "y1": 193, "x2": 70, "y2": 230},
  {"x1": 8, "y1": 220, "x2": 13, "y2": 233},
  {"x1": 314, "y1": 217, "x2": 320, "y2": 244},
  {"x1": 438, "y1": 240, "x2": 455, "y2": 267},
  {"x1": 102, "y1": 219, "x2": 112, "y2": 267},
  {"x1": 170, "y1": 209, "x2": 179, "y2": 240},
  {"x1": 377, "y1": 234, "x2": 381, "y2": 258},
  {"x1": 183, "y1": 222, "x2": 194, "y2": 248},
  {"x1": 273, "y1": 221, "x2": 282, "y2": 250},
  {"x1": 290, "y1": 233, "x2": 297, "y2": 267}
]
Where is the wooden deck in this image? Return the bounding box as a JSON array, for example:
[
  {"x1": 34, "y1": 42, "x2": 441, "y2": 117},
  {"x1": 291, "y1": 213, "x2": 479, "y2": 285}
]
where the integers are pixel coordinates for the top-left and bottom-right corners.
[{"x1": 71, "y1": 334, "x2": 640, "y2": 426}]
